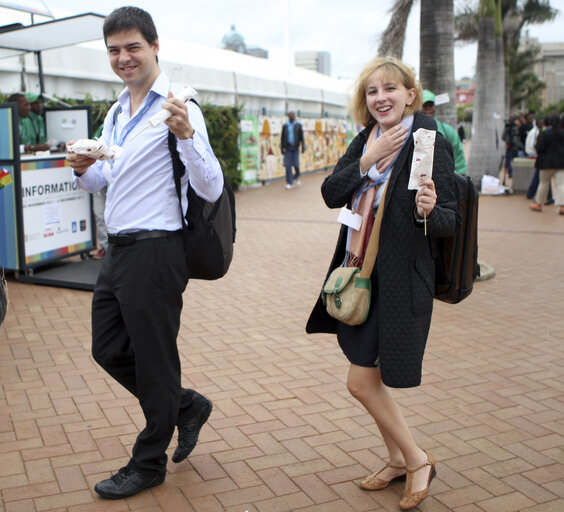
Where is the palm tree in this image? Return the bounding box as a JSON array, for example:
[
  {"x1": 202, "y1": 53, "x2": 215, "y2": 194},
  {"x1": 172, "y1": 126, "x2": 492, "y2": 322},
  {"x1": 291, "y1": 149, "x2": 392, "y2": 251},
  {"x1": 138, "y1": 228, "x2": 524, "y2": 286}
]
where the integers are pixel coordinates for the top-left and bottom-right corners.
[
  {"x1": 466, "y1": 0, "x2": 505, "y2": 183},
  {"x1": 379, "y1": 1, "x2": 457, "y2": 127},
  {"x1": 455, "y1": 0, "x2": 558, "y2": 116},
  {"x1": 419, "y1": 0, "x2": 456, "y2": 127},
  {"x1": 378, "y1": 0, "x2": 415, "y2": 58},
  {"x1": 509, "y1": 39, "x2": 546, "y2": 111}
]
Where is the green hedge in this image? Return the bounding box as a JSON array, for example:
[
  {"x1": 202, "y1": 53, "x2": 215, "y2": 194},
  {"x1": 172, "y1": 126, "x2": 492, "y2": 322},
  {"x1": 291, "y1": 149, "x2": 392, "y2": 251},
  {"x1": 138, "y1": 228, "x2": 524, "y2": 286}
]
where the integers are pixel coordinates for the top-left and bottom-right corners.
[{"x1": 200, "y1": 104, "x2": 242, "y2": 190}]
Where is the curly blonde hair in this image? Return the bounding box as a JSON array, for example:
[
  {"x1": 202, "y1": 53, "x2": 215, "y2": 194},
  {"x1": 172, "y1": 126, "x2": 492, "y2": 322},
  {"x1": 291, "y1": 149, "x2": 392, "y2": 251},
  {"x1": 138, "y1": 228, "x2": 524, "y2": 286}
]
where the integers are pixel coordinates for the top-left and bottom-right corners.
[{"x1": 349, "y1": 56, "x2": 423, "y2": 127}]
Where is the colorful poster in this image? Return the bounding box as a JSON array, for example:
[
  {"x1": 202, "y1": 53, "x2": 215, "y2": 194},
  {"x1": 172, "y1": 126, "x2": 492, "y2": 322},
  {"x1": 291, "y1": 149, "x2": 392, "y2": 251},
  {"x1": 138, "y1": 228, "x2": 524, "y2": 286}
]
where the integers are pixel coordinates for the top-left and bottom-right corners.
[
  {"x1": 240, "y1": 116, "x2": 259, "y2": 184},
  {"x1": 258, "y1": 116, "x2": 284, "y2": 182},
  {"x1": 256, "y1": 114, "x2": 352, "y2": 182},
  {"x1": 20, "y1": 159, "x2": 93, "y2": 264}
]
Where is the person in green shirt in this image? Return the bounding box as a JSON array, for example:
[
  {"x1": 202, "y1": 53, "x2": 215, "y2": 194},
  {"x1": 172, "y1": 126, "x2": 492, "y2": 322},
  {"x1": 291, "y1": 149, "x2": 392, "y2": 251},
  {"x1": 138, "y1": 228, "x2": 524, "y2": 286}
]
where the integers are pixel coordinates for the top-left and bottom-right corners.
[
  {"x1": 422, "y1": 90, "x2": 467, "y2": 175},
  {"x1": 26, "y1": 93, "x2": 47, "y2": 144},
  {"x1": 7, "y1": 93, "x2": 49, "y2": 152}
]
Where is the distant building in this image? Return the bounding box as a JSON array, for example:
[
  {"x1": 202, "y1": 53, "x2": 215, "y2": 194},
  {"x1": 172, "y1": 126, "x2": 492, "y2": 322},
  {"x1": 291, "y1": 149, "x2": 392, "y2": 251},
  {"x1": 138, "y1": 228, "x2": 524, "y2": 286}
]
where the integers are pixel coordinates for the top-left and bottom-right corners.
[
  {"x1": 246, "y1": 46, "x2": 268, "y2": 59},
  {"x1": 456, "y1": 77, "x2": 475, "y2": 105},
  {"x1": 222, "y1": 25, "x2": 246, "y2": 54},
  {"x1": 295, "y1": 51, "x2": 331, "y2": 76},
  {"x1": 221, "y1": 25, "x2": 268, "y2": 59},
  {"x1": 535, "y1": 42, "x2": 564, "y2": 107},
  {"x1": 521, "y1": 32, "x2": 564, "y2": 107}
]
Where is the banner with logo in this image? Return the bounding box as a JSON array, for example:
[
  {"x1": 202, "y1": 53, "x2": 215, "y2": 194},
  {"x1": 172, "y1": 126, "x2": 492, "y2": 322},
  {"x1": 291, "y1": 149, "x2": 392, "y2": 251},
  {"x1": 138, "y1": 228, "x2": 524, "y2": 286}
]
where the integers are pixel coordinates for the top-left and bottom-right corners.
[{"x1": 20, "y1": 159, "x2": 93, "y2": 264}]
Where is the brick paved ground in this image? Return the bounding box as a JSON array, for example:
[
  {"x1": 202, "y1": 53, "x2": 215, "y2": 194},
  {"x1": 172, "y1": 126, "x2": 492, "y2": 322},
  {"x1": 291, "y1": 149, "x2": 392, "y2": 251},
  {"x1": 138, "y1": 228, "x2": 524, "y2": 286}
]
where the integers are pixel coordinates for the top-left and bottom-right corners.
[{"x1": 1, "y1": 171, "x2": 563, "y2": 512}]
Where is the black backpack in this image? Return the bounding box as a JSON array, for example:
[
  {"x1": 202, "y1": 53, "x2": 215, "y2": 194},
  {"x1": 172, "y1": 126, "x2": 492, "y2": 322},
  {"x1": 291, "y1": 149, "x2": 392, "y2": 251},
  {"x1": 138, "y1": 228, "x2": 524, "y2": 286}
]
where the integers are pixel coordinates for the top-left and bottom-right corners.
[
  {"x1": 168, "y1": 131, "x2": 236, "y2": 280},
  {"x1": 434, "y1": 173, "x2": 480, "y2": 303}
]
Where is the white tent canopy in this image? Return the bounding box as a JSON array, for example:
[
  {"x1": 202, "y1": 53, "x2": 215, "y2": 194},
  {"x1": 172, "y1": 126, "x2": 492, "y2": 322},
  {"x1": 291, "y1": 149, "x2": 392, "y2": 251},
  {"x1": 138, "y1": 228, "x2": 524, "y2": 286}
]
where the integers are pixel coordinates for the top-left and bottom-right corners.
[
  {"x1": 0, "y1": 12, "x2": 105, "y2": 52},
  {"x1": 0, "y1": 13, "x2": 351, "y2": 117}
]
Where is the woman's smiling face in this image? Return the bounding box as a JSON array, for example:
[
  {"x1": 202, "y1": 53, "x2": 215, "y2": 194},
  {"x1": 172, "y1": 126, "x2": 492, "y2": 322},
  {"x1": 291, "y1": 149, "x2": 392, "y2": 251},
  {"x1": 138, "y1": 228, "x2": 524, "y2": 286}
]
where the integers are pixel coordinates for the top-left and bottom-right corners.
[{"x1": 365, "y1": 70, "x2": 416, "y2": 132}]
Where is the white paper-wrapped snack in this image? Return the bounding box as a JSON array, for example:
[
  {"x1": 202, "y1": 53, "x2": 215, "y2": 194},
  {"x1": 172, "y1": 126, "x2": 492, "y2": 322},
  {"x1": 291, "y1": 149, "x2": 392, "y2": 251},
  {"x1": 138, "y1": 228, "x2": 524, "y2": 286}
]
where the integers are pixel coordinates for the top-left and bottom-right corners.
[
  {"x1": 67, "y1": 139, "x2": 122, "y2": 161},
  {"x1": 408, "y1": 128, "x2": 436, "y2": 190}
]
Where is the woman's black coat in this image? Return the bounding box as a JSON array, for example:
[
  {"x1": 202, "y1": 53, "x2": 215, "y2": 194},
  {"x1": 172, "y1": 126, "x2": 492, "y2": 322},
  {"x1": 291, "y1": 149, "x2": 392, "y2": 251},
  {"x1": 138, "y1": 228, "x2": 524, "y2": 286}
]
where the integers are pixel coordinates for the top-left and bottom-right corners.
[{"x1": 306, "y1": 112, "x2": 457, "y2": 388}]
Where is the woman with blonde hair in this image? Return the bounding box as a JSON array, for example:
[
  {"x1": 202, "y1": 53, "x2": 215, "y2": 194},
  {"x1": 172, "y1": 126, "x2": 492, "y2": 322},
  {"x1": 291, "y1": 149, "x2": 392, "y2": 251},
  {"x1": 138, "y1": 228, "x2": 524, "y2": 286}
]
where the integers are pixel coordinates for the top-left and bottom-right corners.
[{"x1": 307, "y1": 56, "x2": 457, "y2": 510}]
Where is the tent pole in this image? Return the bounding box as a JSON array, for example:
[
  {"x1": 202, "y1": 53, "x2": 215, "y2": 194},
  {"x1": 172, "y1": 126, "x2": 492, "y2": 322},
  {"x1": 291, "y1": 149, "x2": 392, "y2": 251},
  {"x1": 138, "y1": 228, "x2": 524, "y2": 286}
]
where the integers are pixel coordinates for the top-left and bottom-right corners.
[
  {"x1": 35, "y1": 51, "x2": 45, "y2": 95},
  {"x1": 29, "y1": 14, "x2": 45, "y2": 95}
]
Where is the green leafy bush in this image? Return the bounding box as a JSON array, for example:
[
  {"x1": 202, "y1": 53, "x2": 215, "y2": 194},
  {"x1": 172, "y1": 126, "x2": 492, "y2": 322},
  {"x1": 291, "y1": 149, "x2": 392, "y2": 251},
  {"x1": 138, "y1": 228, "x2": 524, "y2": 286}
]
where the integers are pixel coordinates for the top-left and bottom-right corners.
[{"x1": 200, "y1": 104, "x2": 242, "y2": 190}]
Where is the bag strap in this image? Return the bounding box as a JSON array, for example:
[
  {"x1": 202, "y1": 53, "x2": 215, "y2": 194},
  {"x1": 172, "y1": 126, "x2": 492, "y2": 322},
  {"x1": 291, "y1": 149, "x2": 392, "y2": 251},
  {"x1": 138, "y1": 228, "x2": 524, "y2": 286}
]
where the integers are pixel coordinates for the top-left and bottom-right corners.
[
  {"x1": 167, "y1": 98, "x2": 201, "y2": 230},
  {"x1": 168, "y1": 130, "x2": 189, "y2": 230},
  {"x1": 358, "y1": 180, "x2": 389, "y2": 278}
]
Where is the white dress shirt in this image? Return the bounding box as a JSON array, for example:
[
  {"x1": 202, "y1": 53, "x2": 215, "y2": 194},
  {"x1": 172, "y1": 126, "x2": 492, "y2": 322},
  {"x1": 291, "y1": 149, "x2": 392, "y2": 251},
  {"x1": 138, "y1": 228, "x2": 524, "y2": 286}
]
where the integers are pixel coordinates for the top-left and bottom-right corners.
[
  {"x1": 73, "y1": 71, "x2": 223, "y2": 233},
  {"x1": 525, "y1": 125, "x2": 539, "y2": 157}
]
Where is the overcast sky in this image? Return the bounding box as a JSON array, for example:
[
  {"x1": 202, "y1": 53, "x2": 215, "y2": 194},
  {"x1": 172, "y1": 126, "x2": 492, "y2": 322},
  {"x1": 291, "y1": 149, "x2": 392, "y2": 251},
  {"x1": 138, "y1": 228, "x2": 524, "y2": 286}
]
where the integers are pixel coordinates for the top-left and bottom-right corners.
[{"x1": 3, "y1": 0, "x2": 564, "y2": 80}]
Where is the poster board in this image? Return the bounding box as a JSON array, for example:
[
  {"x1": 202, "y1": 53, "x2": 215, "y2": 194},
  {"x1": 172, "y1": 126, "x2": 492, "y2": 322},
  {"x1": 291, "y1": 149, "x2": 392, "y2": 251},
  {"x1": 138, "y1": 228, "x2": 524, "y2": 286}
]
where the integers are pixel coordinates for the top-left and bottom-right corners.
[
  {"x1": 0, "y1": 102, "x2": 94, "y2": 271},
  {"x1": 20, "y1": 157, "x2": 94, "y2": 266},
  {"x1": 0, "y1": 103, "x2": 21, "y2": 270}
]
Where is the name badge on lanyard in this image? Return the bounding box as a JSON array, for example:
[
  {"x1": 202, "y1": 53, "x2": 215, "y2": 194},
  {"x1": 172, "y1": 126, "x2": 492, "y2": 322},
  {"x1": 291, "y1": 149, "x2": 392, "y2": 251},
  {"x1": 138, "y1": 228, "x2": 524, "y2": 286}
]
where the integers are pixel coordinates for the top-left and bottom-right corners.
[
  {"x1": 338, "y1": 207, "x2": 363, "y2": 231},
  {"x1": 104, "y1": 94, "x2": 160, "y2": 182}
]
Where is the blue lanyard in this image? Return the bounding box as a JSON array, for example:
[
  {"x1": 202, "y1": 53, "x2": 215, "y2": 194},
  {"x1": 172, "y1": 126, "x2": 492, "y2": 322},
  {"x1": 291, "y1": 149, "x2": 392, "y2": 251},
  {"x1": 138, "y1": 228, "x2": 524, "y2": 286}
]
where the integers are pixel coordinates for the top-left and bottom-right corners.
[
  {"x1": 353, "y1": 124, "x2": 413, "y2": 210},
  {"x1": 112, "y1": 93, "x2": 159, "y2": 147}
]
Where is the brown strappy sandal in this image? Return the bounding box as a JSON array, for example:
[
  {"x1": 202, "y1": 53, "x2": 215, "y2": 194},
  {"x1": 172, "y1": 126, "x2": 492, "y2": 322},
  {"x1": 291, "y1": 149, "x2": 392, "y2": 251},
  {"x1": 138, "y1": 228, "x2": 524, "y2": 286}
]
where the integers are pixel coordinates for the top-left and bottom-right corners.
[
  {"x1": 359, "y1": 462, "x2": 407, "y2": 491},
  {"x1": 399, "y1": 451, "x2": 436, "y2": 510}
]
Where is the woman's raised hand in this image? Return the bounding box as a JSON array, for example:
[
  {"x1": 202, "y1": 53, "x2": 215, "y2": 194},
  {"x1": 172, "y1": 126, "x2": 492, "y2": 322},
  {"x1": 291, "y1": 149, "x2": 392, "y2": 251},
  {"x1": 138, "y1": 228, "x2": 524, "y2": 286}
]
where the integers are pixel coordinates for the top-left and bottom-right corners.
[{"x1": 360, "y1": 123, "x2": 408, "y2": 174}]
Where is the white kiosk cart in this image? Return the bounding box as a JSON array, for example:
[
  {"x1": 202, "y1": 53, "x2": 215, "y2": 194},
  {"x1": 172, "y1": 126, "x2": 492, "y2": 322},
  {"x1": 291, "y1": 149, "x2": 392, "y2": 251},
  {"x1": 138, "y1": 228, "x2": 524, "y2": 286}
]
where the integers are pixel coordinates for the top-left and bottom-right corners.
[
  {"x1": 0, "y1": 12, "x2": 106, "y2": 290},
  {"x1": 0, "y1": 102, "x2": 102, "y2": 289}
]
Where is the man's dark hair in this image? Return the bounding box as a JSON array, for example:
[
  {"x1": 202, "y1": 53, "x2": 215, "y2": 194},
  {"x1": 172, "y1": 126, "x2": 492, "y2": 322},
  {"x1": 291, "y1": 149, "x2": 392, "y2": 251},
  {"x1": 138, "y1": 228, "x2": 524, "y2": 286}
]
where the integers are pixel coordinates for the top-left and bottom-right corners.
[
  {"x1": 103, "y1": 6, "x2": 158, "y2": 45},
  {"x1": 7, "y1": 93, "x2": 25, "y2": 102}
]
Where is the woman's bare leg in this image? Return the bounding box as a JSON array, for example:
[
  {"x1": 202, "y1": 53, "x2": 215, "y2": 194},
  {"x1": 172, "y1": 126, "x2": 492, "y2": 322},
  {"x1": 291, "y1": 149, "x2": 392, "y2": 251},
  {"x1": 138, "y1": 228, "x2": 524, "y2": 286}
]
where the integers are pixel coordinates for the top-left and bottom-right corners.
[{"x1": 347, "y1": 363, "x2": 432, "y2": 491}]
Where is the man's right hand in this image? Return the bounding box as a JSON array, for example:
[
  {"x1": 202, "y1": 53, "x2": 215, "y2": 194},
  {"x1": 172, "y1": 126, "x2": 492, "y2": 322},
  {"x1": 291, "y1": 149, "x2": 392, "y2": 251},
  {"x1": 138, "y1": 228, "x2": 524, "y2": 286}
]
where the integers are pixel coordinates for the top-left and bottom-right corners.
[{"x1": 66, "y1": 141, "x2": 96, "y2": 175}]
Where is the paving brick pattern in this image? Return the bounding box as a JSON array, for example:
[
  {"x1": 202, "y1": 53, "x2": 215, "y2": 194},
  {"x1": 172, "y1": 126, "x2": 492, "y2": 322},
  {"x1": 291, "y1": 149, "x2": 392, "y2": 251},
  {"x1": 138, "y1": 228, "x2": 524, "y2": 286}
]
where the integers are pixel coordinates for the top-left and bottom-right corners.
[{"x1": 1, "y1": 172, "x2": 563, "y2": 512}]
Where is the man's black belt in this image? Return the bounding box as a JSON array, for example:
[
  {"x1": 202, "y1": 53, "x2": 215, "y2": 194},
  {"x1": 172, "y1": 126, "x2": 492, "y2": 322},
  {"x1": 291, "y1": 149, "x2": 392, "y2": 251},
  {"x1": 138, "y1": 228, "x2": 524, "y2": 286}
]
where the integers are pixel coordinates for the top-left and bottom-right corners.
[{"x1": 107, "y1": 230, "x2": 181, "y2": 246}]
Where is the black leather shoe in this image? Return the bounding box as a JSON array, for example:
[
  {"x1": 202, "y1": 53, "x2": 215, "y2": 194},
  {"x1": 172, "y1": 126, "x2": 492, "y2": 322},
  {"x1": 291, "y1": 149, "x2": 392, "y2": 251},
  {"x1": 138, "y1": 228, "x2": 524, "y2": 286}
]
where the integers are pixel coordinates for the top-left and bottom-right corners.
[
  {"x1": 172, "y1": 391, "x2": 212, "y2": 463},
  {"x1": 94, "y1": 466, "x2": 165, "y2": 499}
]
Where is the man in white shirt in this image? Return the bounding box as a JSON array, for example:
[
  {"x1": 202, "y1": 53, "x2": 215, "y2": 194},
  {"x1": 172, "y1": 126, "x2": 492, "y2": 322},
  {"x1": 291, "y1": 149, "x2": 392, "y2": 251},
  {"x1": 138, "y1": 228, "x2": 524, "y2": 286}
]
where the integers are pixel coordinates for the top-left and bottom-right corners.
[{"x1": 67, "y1": 6, "x2": 223, "y2": 499}]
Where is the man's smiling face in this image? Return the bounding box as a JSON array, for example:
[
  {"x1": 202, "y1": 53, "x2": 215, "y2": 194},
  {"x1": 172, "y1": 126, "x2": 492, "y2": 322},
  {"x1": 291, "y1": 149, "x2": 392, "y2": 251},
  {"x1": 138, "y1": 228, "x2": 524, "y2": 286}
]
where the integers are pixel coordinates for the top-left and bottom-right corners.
[{"x1": 106, "y1": 29, "x2": 159, "y2": 89}]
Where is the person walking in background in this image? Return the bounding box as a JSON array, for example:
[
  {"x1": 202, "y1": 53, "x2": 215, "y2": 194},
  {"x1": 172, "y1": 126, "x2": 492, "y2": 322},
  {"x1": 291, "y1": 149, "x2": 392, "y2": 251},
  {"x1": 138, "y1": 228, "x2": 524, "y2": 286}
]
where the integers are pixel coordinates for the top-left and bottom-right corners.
[
  {"x1": 307, "y1": 56, "x2": 457, "y2": 510},
  {"x1": 421, "y1": 90, "x2": 467, "y2": 174},
  {"x1": 281, "y1": 111, "x2": 305, "y2": 189},
  {"x1": 525, "y1": 118, "x2": 553, "y2": 203},
  {"x1": 529, "y1": 114, "x2": 564, "y2": 215},
  {"x1": 66, "y1": 6, "x2": 222, "y2": 499}
]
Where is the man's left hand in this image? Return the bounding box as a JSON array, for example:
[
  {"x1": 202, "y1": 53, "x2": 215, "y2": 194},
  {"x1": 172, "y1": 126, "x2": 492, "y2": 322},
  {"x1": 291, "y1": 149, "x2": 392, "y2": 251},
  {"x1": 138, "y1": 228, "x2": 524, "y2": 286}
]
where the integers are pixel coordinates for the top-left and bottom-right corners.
[{"x1": 162, "y1": 91, "x2": 194, "y2": 140}]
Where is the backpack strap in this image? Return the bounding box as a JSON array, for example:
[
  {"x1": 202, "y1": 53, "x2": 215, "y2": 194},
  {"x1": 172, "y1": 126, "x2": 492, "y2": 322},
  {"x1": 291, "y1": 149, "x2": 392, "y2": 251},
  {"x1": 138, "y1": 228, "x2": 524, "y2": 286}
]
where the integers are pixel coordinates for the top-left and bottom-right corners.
[
  {"x1": 169, "y1": 97, "x2": 201, "y2": 230},
  {"x1": 168, "y1": 129, "x2": 188, "y2": 230}
]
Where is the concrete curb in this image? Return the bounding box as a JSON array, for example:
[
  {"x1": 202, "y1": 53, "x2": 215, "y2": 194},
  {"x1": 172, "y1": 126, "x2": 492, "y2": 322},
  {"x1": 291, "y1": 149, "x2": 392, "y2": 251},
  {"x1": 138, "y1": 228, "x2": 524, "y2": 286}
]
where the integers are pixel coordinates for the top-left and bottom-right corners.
[{"x1": 476, "y1": 261, "x2": 495, "y2": 281}]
